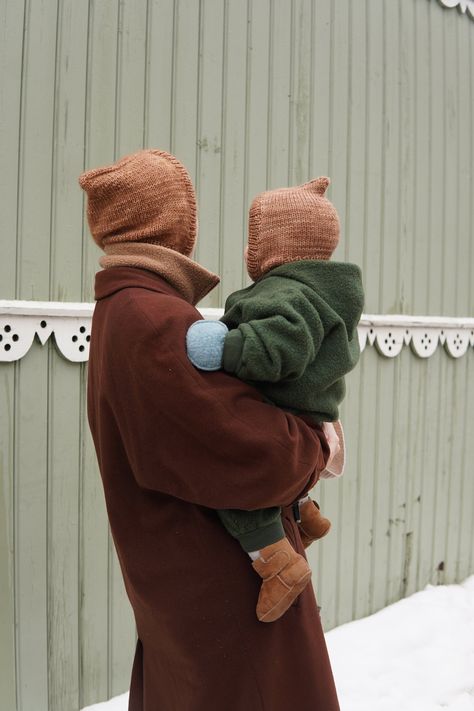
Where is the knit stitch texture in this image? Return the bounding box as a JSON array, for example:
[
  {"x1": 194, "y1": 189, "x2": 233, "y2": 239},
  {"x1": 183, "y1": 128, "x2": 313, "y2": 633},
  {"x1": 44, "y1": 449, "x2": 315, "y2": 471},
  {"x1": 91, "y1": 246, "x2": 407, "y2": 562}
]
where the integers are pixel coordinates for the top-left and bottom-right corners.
[{"x1": 247, "y1": 177, "x2": 340, "y2": 282}]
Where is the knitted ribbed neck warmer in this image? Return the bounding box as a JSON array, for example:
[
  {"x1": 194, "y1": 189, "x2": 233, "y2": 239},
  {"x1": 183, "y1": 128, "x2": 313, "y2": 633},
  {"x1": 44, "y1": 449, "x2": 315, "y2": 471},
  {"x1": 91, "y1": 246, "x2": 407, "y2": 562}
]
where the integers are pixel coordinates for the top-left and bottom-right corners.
[{"x1": 100, "y1": 242, "x2": 219, "y2": 306}]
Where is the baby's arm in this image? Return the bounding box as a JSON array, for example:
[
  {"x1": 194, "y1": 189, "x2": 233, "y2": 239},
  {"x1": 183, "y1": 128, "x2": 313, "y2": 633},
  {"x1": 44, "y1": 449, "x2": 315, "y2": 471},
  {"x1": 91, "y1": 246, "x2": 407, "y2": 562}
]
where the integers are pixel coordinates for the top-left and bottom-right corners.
[
  {"x1": 186, "y1": 284, "x2": 325, "y2": 380},
  {"x1": 222, "y1": 290, "x2": 324, "y2": 382}
]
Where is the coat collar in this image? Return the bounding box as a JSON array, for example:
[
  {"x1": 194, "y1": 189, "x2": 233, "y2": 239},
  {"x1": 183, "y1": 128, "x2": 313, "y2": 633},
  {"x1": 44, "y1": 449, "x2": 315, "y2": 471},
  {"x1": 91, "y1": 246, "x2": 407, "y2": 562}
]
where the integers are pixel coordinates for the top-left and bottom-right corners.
[
  {"x1": 98, "y1": 243, "x2": 220, "y2": 305},
  {"x1": 94, "y1": 266, "x2": 188, "y2": 302}
]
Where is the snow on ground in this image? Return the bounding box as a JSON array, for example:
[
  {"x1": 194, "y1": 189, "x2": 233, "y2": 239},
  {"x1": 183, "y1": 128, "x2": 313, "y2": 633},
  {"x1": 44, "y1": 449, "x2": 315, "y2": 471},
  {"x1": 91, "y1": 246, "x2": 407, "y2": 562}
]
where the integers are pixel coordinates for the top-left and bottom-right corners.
[
  {"x1": 82, "y1": 694, "x2": 129, "y2": 711},
  {"x1": 327, "y1": 576, "x2": 474, "y2": 711},
  {"x1": 82, "y1": 576, "x2": 474, "y2": 711}
]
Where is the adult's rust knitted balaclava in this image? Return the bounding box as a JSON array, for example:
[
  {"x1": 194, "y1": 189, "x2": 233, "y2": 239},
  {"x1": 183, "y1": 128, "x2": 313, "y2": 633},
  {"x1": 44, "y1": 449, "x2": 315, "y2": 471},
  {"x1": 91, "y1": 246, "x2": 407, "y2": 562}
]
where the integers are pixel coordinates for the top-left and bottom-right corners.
[
  {"x1": 246, "y1": 177, "x2": 340, "y2": 282},
  {"x1": 78, "y1": 149, "x2": 197, "y2": 255},
  {"x1": 78, "y1": 149, "x2": 220, "y2": 305}
]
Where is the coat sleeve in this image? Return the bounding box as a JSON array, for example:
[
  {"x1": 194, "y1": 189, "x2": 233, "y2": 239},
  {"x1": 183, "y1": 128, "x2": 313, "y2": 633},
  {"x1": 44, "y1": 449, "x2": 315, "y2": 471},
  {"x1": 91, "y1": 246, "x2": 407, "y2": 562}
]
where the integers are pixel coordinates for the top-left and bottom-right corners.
[
  {"x1": 222, "y1": 286, "x2": 325, "y2": 383},
  {"x1": 104, "y1": 293, "x2": 329, "y2": 510}
]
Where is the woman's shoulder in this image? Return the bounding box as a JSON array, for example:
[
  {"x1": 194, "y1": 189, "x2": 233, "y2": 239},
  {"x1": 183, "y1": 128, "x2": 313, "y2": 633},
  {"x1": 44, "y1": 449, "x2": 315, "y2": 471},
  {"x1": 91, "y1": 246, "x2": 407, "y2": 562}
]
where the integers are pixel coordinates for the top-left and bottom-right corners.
[{"x1": 94, "y1": 281, "x2": 201, "y2": 347}]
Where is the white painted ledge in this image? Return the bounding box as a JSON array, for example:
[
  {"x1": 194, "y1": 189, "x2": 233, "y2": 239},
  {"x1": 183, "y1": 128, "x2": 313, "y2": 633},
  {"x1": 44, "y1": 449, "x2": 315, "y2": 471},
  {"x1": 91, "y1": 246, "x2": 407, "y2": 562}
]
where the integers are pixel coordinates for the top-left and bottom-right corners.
[{"x1": 0, "y1": 300, "x2": 473, "y2": 363}]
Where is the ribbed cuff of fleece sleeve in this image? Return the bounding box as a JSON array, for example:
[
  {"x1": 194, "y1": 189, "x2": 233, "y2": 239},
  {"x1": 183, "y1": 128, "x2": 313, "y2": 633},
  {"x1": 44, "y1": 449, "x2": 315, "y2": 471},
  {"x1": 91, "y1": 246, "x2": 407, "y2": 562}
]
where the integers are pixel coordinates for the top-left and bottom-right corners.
[{"x1": 222, "y1": 328, "x2": 244, "y2": 373}]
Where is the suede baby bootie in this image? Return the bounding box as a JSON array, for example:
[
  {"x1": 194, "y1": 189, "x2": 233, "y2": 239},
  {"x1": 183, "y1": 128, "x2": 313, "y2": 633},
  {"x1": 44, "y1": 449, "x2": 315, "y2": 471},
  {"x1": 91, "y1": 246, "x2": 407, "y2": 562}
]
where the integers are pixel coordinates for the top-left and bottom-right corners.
[
  {"x1": 297, "y1": 499, "x2": 331, "y2": 549},
  {"x1": 251, "y1": 538, "x2": 312, "y2": 622}
]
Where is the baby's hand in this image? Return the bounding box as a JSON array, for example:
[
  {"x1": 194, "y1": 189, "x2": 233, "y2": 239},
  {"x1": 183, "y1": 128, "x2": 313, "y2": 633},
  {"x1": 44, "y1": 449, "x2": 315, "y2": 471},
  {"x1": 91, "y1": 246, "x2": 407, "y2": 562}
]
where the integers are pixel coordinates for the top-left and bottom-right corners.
[
  {"x1": 322, "y1": 422, "x2": 341, "y2": 471},
  {"x1": 186, "y1": 320, "x2": 229, "y2": 371}
]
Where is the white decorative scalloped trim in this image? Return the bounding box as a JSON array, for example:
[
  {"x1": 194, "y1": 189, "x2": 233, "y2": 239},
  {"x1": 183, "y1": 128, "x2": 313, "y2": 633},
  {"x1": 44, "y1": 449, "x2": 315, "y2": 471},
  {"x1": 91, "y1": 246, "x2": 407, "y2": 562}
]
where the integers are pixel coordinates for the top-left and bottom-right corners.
[
  {"x1": 0, "y1": 301, "x2": 473, "y2": 363},
  {"x1": 358, "y1": 315, "x2": 474, "y2": 359},
  {"x1": 437, "y1": 0, "x2": 474, "y2": 21}
]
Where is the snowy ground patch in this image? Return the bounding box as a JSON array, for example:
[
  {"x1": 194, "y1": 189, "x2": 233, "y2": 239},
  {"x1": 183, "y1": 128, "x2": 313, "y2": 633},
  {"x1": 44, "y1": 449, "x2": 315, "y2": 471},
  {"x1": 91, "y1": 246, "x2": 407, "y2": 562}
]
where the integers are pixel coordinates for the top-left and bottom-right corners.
[
  {"x1": 82, "y1": 693, "x2": 129, "y2": 711},
  {"x1": 326, "y1": 576, "x2": 474, "y2": 711},
  {"x1": 82, "y1": 576, "x2": 474, "y2": 711}
]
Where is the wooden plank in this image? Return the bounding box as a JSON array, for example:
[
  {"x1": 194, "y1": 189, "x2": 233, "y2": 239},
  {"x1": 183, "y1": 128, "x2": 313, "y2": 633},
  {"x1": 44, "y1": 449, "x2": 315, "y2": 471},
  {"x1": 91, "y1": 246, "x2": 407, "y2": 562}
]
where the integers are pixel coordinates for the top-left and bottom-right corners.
[
  {"x1": 219, "y1": 0, "x2": 248, "y2": 302},
  {"x1": 289, "y1": 0, "x2": 311, "y2": 185},
  {"x1": 444, "y1": 18, "x2": 471, "y2": 584},
  {"x1": 441, "y1": 10, "x2": 459, "y2": 318},
  {"x1": 114, "y1": 0, "x2": 147, "y2": 154},
  {"x1": 81, "y1": 0, "x2": 120, "y2": 302},
  {"x1": 430, "y1": 354, "x2": 453, "y2": 586},
  {"x1": 46, "y1": 8, "x2": 95, "y2": 702},
  {"x1": 144, "y1": 0, "x2": 174, "y2": 149},
  {"x1": 343, "y1": 0, "x2": 366, "y2": 266},
  {"x1": 397, "y1": 0, "x2": 416, "y2": 315},
  {"x1": 15, "y1": 346, "x2": 49, "y2": 711},
  {"x1": 79, "y1": 378, "x2": 110, "y2": 709},
  {"x1": 380, "y1": 0, "x2": 400, "y2": 315},
  {"x1": 444, "y1": 356, "x2": 468, "y2": 583},
  {"x1": 0, "y1": 365, "x2": 17, "y2": 711},
  {"x1": 244, "y1": 0, "x2": 270, "y2": 286},
  {"x1": 47, "y1": 353, "x2": 81, "y2": 711},
  {"x1": 172, "y1": 0, "x2": 201, "y2": 178},
  {"x1": 0, "y1": 0, "x2": 25, "y2": 300},
  {"x1": 465, "y1": 362, "x2": 474, "y2": 578},
  {"x1": 352, "y1": 347, "x2": 378, "y2": 621},
  {"x1": 313, "y1": 459, "x2": 339, "y2": 630},
  {"x1": 327, "y1": 0, "x2": 349, "y2": 261},
  {"x1": 413, "y1": 2, "x2": 445, "y2": 595},
  {"x1": 82, "y1": 0, "x2": 119, "y2": 169},
  {"x1": 455, "y1": 18, "x2": 472, "y2": 317},
  {"x1": 333, "y1": 368, "x2": 362, "y2": 626},
  {"x1": 0, "y1": 2, "x2": 25, "y2": 706},
  {"x1": 427, "y1": 1, "x2": 446, "y2": 317},
  {"x1": 403, "y1": 356, "x2": 427, "y2": 597},
  {"x1": 385, "y1": 0, "x2": 415, "y2": 607},
  {"x1": 15, "y1": 0, "x2": 58, "y2": 705},
  {"x1": 49, "y1": 0, "x2": 89, "y2": 303},
  {"x1": 310, "y1": 0, "x2": 331, "y2": 176},
  {"x1": 424, "y1": 3, "x2": 452, "y2": 590},
  {"x1": 353, "y1": 0, "x2": 383, "y2": 620},
  {"x1": 403, "y1": 3, "x2": 432, "y2": 594},
  {"x1": 412, "y1": 0, "x2": 431, "y2": 316},
  {"x1": 385, "y1": 350, "x2": 411, "y2": 606},
  {"x1": 370, "y1": 355, "x2": 396, "y2": 614},
  {"x1": 266, "y1": 0, "x2": 292, "y2": 188},
  {"x1": 16, "y1": 0, "x2": 57, "y2": 302},
  {"x1": 415, "y1": 352, "x2": 442, "y2": 589},
  {"x1": 194, "y1": 0, "x2": 225, "y2": 306},
  {"x1": 362, "y1": 0, "x2": 383, "y2": 315},
  {"x1": 462, "y1": 26, "x2": 474, "y2": 579}
]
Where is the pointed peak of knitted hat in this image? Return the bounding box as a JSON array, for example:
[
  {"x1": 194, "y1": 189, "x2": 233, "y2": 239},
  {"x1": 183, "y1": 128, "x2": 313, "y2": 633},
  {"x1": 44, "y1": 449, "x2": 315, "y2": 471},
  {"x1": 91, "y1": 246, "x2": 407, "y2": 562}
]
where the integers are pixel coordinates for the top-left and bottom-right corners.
[{"x1": 305, "y1": 176, "x2": 330, "y2": 195}]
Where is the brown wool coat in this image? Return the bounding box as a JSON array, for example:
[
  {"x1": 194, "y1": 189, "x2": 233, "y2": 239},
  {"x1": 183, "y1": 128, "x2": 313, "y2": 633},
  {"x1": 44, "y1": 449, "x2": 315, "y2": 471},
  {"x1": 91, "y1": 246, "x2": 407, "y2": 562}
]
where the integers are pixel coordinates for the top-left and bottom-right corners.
[{"x1": 87, "y1": 266, "x2": 341, "y2": 711}]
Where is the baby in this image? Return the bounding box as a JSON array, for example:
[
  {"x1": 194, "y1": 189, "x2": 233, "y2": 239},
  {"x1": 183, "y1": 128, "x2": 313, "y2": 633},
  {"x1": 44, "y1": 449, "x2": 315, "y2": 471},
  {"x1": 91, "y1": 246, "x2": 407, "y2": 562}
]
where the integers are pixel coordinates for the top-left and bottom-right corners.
[{"x1": 187, "y1": 177, "x2": 364, "y2": 622}]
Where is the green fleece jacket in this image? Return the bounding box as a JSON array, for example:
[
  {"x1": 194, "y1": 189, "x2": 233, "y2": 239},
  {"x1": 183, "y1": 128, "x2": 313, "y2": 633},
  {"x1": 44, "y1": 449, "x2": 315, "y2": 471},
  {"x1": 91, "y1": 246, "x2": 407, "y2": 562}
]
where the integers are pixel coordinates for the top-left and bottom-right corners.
[{"x1": 221, "y1": 260, "x2": 364, "y2": 422}]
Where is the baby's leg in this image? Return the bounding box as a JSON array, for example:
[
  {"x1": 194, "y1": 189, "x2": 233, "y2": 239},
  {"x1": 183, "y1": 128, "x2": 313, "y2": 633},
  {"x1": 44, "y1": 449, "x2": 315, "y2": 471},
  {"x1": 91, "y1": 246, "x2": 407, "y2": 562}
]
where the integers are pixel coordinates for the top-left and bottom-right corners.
[
  {"x1": 217, "y1": 506, "x2": 285, "y2": 555},
  {"x1": 217, "y1": 507, "x2": 311, "y2": 622}
]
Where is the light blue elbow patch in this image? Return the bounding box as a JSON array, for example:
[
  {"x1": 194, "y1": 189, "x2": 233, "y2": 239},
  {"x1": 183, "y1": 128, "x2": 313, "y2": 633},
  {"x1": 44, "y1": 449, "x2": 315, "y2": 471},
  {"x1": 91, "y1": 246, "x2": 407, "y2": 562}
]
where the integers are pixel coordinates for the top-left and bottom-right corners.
[{"x1": 186, "y1": 319, "x2": 229, "y2": 371}]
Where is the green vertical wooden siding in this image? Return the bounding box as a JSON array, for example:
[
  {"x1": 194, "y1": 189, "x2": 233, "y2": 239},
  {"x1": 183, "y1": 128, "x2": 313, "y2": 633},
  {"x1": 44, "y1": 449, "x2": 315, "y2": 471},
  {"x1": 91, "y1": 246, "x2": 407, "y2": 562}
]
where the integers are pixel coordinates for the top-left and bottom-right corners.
[
  {"x1": 0, "y1": 1, "x2": 473, "y2": 709},
  {"x1": 1, "y1": 0, "x2": 473, "y2": 312}
]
